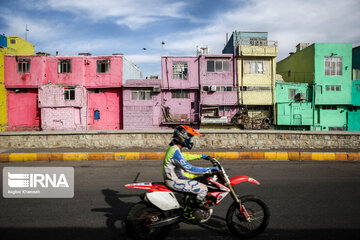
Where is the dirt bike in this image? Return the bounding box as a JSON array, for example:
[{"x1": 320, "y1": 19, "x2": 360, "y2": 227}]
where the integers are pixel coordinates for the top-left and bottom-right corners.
[{"x1": 125, "y1": 157, "x2": 270, "y2": 239}]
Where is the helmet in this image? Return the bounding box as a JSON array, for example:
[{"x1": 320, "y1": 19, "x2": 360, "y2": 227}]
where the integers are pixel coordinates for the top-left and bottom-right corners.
[{"x1": 171, "y1": 125, "x2": 201, "y2": 150}]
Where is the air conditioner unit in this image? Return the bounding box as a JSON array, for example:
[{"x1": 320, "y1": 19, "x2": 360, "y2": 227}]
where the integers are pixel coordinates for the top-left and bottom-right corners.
[
  {"x1": 295, "y1": 93, "x2": 306, "y2": 100},
  {"x1": 210, "y1": 86, "x2": 217, "y2": 92},
  {"x1": 153, "y1": 87, "x2": 161, "y2": 93}
]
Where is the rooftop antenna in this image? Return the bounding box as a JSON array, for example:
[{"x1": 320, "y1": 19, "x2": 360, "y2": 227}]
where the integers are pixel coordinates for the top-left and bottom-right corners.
[{"x1": 25, "y1": 24, "x2": 29, "y2": 41}]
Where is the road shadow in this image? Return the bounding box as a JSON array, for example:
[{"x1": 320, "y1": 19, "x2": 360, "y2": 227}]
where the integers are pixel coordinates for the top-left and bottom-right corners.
[{"x1": 91, "y1": 188, "x2": 136, "y2": 240}]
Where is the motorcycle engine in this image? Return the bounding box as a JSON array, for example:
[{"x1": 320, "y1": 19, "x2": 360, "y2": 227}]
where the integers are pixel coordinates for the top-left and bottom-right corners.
[{"x1": 191, "y1": 208, "x2": 213, "y2": 224}]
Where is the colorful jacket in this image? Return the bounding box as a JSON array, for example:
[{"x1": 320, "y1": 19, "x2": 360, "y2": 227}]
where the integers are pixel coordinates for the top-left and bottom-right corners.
[{"x1": 163, "y1": 145, "x2": 209, "y2": 181}]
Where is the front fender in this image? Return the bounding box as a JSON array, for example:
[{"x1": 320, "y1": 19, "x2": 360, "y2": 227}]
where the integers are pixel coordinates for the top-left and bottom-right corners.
[{"x1": 229, "y1": 176, "x2": 260, "y2": 186}]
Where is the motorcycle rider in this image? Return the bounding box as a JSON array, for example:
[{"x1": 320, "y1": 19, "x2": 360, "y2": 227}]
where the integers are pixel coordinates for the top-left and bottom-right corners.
[{"x1": 163, "y1": 125, "x2": 218, "y2": 207}]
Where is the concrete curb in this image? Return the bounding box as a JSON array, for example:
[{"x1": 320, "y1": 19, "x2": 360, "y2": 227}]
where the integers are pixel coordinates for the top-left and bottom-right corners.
[{"x1": 0, "y1": 151, "x2": 359, "y2": 162}]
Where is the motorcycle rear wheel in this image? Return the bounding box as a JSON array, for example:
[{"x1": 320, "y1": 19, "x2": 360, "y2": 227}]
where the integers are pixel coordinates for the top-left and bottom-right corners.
[
  {"x1": 226, "y1": 195, "x2": 270, "y2": 238},
  {"x1": 126, "y1": 202, "x2": 172, "y2": 240}
]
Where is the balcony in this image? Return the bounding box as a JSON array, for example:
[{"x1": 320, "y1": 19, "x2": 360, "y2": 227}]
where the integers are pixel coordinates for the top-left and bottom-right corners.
[{"x1": 237, "y1": 40, "x2": 278, "y2": 57}]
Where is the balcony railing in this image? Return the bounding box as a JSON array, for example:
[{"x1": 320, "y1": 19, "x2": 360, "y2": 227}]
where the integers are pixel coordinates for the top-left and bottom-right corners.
[
  {"x1": 237, "y1": 40, "x2": 278, "y2": 57},
  {"x1": 237, "y1": 39, "x2": 278, "y2": 47}
]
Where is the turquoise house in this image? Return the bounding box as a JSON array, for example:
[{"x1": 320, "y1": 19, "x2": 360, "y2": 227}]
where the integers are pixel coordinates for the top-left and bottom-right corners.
[
  {"x1": 275, "y1": 82, "x2": 313, "y2": 130},
  {"x1": 277, "y1": 43, "x2": 353, "y2": 131},
  {"x1": 349, "y1": 46, "x2": 360, "y2": 130}
]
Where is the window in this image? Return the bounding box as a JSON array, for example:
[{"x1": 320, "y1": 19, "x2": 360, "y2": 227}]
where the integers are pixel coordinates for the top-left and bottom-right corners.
[
  {"x1": 131, "y1": 89, "x2": 153, "y2": 100},
  {"x1": 58, "y1": 59, "x2": 71, "y2": 73},
  {"x1": 17, "y1": 59, "x2": 30, "y2": 73},
  {"x1": 289, "y1": 89, "x2": 297, "y2": 99},
  {"x1": 171, "y1": 90, "x2": 189, "y2": 99},
  {"x1": 355, "y1": 69, "x2": 360, "y2": 80},
  {"x1": 203, "y1": 86, "x2": 233, "y2": 92},
  {"x1": 244, "y1": 59, "x2": 270, "y2": 74},
  {"x1": 250, "y1": 38, "x2": 267, "y2": 46},
  {"x1": 10, "y1": 39, "x2": 16, "y2": 44},
  {"x1": 207, "y1": 60, "x2": 230, "y2": 72},
  {"x1": 219, "y1": 106, "x2": 231, "y2": 111},
  {"x1": 96, "y1": 59, "x2": 110, "y2": 73},
  {"x1": 324, "y1": 57, "x2": 342, "y2": 76},
  {"x1": 356, "y1": 84, "x2": 360, "y2": 92},
  {"x1": 322, "y1": 105, "x2": 337, "y2": 110},
  {"x1": 325, "y1": 85, "x2": 341, "y2": 91},
  {"x1": 64, "y1": 88, "x2": 75, "y2": 100},
  {"x1": 172, "y1": 62, "x2": 188, "y2": 80}
]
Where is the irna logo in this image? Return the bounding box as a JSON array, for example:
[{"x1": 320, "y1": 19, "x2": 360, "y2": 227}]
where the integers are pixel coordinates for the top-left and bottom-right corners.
[
  {"x1": 8, "y1": 172, "x2": 69, "y2": 188},
  {"x1": 3, "y1": 167, "x2": 74, "y2": 198}
]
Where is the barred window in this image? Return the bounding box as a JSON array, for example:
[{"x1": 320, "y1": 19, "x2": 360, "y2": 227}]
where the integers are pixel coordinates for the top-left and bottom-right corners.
[
  {"x1": 131, "y1": 89, "x2": 153, "y2": 100},
  {"x1": 207, "y1": 60, "x2": 230, "y2": 72},
  {"x1": 244, "y1": 59, "x2": 270, "y2": 75},
  {"x1": 96, "y1": 59, "x2": 110, "y2": 73},
  {"x1": 324, "y1": 57, "x2": 342, "y2": 76},
  {"x1": 17, "y1": 58, "x2": 31, "y2": 73},
  {"x1": 172, "y1": 62, "x2": 188, "y2": 80},
  {"x1": 203, "y1": 86, "x2": 233, "y2": 91},
  {"x1": 171, "y1": 90, "x2": 189, "y2": 99},
  {"x1": 64, "y1": 88, "x2": 75, "y2": 100},
  {"x1": 355, "y1": 69, "x2": 360, "y2": 80},
  {"x1": 289, "y1": 89, "x2": 297, "y2": 99},
  {"x1": 58, "y1": 59, "x2": 71, "y2": 73},
  {"x1": 325, "y1": 85, "x2": 341, "y2": 91}
]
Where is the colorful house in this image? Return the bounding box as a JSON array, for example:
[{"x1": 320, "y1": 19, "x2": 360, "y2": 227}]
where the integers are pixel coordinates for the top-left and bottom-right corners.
[
  {"x1": 0, "y1": 36, "x2": 35, "y2": 131},
  {"x1": 198, "y1": 54, "x2": 238, "y2": 126},
  {"x1": 223, "y1": 31, "x2": 278, "y2": 129},
  {"x1": 277, "y1": 43, "x2": 353, "y2": 131},
  {"x1": 5, "y1": 53, "x2": 140, "y2": 131},
  {"x1": 275, "y1": 81, "x2": 314, "y2": 130},
  {"x1": 349, "y1": 46, "x2": 360, "y2": 131},
  {"x1": 161, "y1": 56, "x2": 200, "y2": 127},
  {"x1": 38, "y1": 84, "x2": 87, "y2": 131},
  {"x1": 123, "y1": 79, "x2": 162, "y2": 129}
]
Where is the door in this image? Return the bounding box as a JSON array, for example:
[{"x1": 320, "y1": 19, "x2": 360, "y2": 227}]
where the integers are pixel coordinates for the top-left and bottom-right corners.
[{"x1": 88, "y1": 89, "x2": 121, "y2": 130}]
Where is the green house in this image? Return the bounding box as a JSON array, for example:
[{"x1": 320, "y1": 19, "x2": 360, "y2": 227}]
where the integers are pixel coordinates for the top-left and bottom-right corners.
[
  {"x1": 275, "y1": 82, "x2": 313, "y2": 130},
  {"x1": 349, "y1": 46, "x2": 360, "y2": 131},
  {"x1": 277, "y1": 43, "x2": 353, "y2": 131}
]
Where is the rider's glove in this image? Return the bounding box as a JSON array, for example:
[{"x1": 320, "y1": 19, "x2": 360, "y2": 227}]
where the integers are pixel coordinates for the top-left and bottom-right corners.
[
  {"x1": 201, "y1": 154, "x2": 210, "y2": 160},
  {"x1": 207, "y1": 166, "x2": 220, "y2": 174}
]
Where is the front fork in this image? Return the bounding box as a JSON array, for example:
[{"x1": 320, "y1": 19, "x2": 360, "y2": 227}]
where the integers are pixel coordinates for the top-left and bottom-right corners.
[{"x1": 226, "y1": 177, "x2": 252, "y2": 221}]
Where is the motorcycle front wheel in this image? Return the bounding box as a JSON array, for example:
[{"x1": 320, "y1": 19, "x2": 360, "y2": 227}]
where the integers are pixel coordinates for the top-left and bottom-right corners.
[
  {"x1": 226, "y1": 195, "x2": 270, "y2": 238},
  {"x1": 126, "y1": 202, "x2": 172, "y2": 240}
]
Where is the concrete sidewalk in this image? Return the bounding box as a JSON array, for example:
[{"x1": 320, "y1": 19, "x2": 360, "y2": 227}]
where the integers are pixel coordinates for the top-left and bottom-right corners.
[{"x1": 0, "y1": 148, "x2": 359, "y2": 162}]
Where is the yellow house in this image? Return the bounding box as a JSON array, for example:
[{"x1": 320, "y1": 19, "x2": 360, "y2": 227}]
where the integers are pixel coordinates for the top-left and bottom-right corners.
[
  {"x1": 0, "y1": 35, "x2": 35, "y2": 131},
  {"x1": 223, "y1": 32, "x2": 278, "y2": 123}
]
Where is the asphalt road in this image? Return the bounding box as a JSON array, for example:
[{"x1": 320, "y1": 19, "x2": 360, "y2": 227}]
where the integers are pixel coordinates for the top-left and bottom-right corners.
[{"x1": 1, "y1": 160, "x2": 360, "y2": 240}]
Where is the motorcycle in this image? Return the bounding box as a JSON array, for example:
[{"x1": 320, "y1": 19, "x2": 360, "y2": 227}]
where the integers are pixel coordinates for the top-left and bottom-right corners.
[{"x1": 125, "y1": 157, "x2": 270, "y2": 239}]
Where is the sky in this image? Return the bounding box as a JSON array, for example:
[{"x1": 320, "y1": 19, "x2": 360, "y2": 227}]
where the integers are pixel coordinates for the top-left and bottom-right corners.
[{"x1": 1, "y1": 0, "x2": 360, "y2": 78}]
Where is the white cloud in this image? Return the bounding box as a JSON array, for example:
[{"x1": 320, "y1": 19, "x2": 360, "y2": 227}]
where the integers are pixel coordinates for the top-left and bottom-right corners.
[
  {"x1": 45, "y1": 0, "x2": 188, "y2": 29},
  {"x1": 0, "y1": 13, "x2": 66, "y2": 43},
  {"x1": 159, "y1": 0, "x2": 360, "y2": 60}
]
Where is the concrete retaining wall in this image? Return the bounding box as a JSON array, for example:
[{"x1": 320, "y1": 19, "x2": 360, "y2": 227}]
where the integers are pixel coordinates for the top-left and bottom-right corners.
[{"x1": 0, "y1": 130, "x2": 359, "y2": 151}]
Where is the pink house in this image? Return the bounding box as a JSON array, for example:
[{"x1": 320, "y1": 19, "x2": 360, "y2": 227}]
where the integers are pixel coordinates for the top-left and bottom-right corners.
[
  {"x1": 7, "y1": 89, "x2": 40, "y2": 131},
  {"x1": 123, "y1": 79, "x2": 162, "y2": 129},
  {"x1": 161, "y1": 57, "x2": 200, "y2": 127},
  {"x1": 5, "y1": 55, "x2": 45, "y2": 131},
  {"x1": 85, "y1": 56, "x2": 123, "y2": 130},
  {"x1": 5, "y1": 54, "x2": 129, "y2": 131},
  {"x1": 38, "y1": 84, "x2": 87, "y2": 131},
  {"x1": 199, "y1": 54, "x2": 237, "y2": 124}
]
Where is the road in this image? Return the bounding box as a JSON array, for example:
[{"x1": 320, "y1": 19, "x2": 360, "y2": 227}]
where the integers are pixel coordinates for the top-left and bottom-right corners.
[{"x1": 1, "y1": 160, "x2": 360, "y2": 240}]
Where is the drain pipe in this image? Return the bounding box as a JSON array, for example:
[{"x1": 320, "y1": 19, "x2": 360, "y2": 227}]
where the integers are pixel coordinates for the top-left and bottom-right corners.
[{"x1": 241, "y1": 50, "x2": 244, "y2": 105}]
